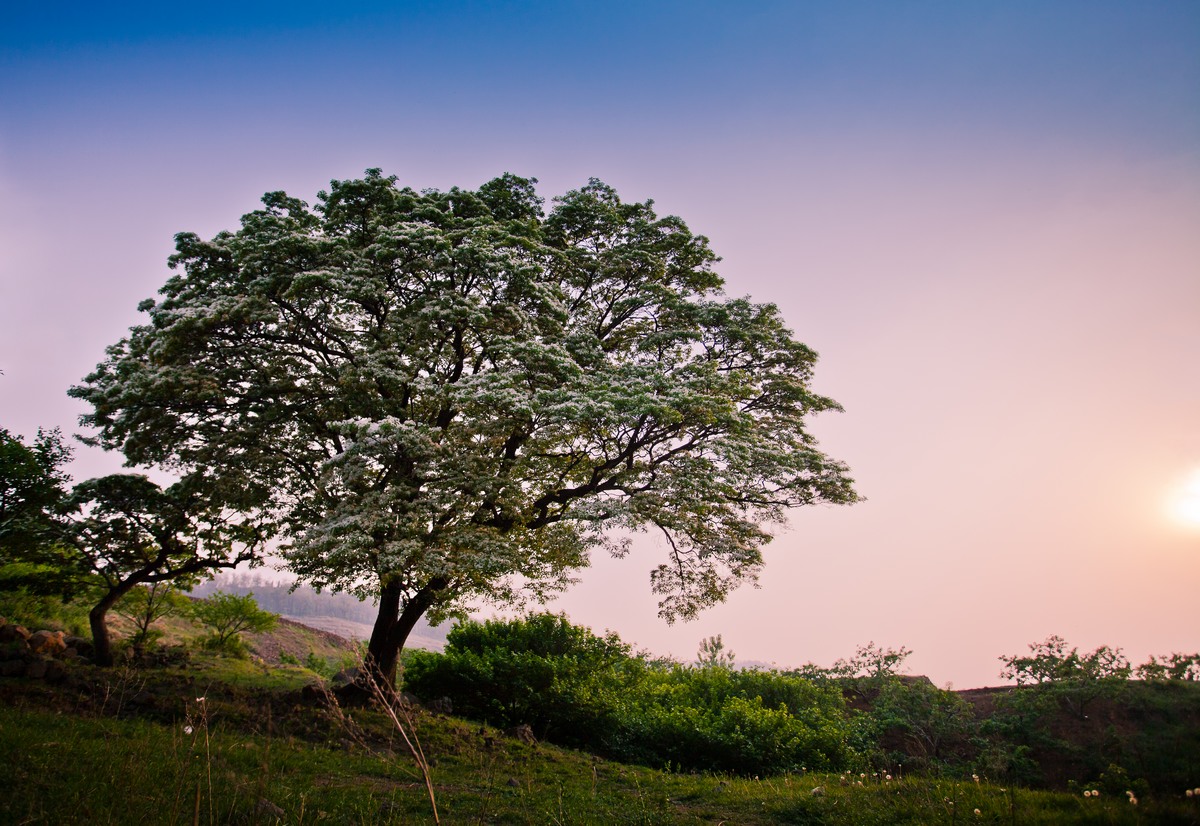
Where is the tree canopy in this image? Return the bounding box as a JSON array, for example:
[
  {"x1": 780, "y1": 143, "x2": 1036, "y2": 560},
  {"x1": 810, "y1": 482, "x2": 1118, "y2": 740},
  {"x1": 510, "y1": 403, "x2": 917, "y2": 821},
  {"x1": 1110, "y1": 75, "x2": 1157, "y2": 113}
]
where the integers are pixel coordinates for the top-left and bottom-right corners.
[
  {"x1": 72, "y1": 170, "x2": 858, "y2": 683},
  {"x1": 0, "y1": 427, "x2": 72, "y2": 569}
]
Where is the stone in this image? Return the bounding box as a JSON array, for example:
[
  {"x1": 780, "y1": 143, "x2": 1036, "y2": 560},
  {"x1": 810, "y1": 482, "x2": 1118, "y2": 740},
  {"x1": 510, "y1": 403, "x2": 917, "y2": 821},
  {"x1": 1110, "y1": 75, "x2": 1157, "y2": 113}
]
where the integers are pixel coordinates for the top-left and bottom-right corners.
[
  {"x1": 0, "y1": 639, "x2": 30, "y2": 659},
  {"x1": 0, "y1": 624, "x2": 31, "y2": 644},
  {"x1": 24, "y1": 658, "x2": 49, "y2": 679},
  {"x1": 505, "y1": 724, "x2": 537, "y2": 745},
  {"x1": 29, "y1": 630, "x2": 67, "y2": 656},
  {"x1": 65, "y1": 636, "x2": 94, "y2": 657},
  {"x1": 254, "y1": 797, "x2": 285, "y2": 820},
  {"x1": 331, "y1": 666, "x2": 359, "y2": 688},
  {"x1": 44, "y1": 659, "x2": 67, "y2": 683}
]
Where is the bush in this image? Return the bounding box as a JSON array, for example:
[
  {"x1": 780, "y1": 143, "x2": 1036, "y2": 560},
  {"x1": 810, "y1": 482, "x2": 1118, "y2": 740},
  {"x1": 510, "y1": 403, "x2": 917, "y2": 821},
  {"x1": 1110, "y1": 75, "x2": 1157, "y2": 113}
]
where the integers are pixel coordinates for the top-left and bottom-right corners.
[
  {"x1": 404, "y1": 613, "x2": 856, "y2": 776},
  {"x1": 612, "y1": 664, "x2": 854, "y2": 775},
  {"x1": 869, "y1": 678, "x2": 977, "y2": 766},
  {"x1": 404, "y1": 613, "x2": 638, "y2": 747}
]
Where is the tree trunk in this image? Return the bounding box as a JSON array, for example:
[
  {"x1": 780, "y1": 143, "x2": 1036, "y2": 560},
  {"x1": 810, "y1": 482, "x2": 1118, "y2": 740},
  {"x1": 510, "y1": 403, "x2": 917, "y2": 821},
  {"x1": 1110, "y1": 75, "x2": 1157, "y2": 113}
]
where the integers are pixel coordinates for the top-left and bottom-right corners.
[
  {"x1": 89, "y1": 579, "x2": 140, "y2": 667},
  {"x1": 339, "y1": 577, "x2": 447, "y2": 703}
]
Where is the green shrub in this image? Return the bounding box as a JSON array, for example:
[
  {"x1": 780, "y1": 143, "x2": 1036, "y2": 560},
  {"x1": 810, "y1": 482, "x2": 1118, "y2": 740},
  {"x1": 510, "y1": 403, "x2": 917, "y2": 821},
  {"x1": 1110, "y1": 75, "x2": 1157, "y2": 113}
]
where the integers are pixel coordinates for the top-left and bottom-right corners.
[
  {"x1": 404, "y1": 613, "x2": 637, "y2": 747},
  {"x1": 612, "y1": 664, "x2": 854, "y2": 775},
  {"x1": 192, "y1": 591, "x2": 277, "y2": 656},
  {"x1": 404, "y1": 613, "x2": 855, "y2": 776}
]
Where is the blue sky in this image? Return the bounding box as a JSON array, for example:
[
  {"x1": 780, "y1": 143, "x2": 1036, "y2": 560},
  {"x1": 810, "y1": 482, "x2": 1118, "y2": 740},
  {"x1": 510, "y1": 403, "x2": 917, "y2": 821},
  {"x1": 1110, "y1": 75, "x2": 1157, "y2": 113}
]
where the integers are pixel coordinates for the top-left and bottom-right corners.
[{"x1": 2, "y1": 2, "x2": 1198, "y2": 686}]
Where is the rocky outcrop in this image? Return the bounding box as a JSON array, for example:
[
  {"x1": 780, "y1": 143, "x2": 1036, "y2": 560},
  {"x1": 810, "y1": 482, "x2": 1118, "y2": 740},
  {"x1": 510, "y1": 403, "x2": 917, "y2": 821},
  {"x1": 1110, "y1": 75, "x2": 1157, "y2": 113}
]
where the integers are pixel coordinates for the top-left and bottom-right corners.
[{"x1": 0, "y1": 618, "x2": 88, "y2": 681}]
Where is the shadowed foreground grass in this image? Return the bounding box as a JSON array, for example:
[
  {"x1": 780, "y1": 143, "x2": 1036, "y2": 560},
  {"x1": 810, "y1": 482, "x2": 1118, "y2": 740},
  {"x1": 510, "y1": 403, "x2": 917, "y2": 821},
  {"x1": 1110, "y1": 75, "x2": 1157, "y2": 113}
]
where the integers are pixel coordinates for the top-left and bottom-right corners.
[{"x1": 3, "y1": 687, "x2": 1199, "y2": 825}]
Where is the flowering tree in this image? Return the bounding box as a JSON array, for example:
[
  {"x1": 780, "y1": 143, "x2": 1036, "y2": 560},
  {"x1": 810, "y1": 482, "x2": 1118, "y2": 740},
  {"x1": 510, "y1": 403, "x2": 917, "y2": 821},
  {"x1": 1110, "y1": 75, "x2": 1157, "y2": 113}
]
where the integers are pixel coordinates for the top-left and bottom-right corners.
[{"x1": 72, "y1": 171, "x2": 858, "y2": 686}]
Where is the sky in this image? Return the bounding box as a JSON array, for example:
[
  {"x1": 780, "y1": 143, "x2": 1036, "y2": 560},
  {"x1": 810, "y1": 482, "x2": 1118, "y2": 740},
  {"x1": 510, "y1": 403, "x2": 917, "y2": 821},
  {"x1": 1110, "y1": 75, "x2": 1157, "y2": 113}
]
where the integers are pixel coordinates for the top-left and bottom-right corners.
[{"x1": 2, "y1": 1, "x2": 1198, "y2": 688}]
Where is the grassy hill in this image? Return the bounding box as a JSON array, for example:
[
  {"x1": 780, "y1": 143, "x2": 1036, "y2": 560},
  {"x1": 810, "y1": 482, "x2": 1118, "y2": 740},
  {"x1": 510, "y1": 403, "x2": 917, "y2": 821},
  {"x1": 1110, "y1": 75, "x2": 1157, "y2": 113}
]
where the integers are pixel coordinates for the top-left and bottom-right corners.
[{"x1": 2, "y1": 602, "x2": 1198, "y2": 824}]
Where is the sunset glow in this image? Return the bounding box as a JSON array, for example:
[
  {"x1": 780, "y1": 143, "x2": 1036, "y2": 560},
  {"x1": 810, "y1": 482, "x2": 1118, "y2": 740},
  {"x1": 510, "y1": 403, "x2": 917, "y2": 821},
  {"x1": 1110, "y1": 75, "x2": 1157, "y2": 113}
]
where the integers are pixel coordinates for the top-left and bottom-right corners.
[{"x1": 1167, "y1": 469, "x2": 1200, "y2": 532}]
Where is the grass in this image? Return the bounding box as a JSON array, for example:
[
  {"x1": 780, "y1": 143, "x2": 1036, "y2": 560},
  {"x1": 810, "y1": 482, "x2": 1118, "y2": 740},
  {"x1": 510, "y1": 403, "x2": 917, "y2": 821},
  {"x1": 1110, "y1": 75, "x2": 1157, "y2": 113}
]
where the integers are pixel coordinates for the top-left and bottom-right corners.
[
  {"x1": 3, "y1": 594, "x2": 1198, "y2": 824},
  {"x1": 3, "y1": 654, "x2": 1200, "y2": 825}
]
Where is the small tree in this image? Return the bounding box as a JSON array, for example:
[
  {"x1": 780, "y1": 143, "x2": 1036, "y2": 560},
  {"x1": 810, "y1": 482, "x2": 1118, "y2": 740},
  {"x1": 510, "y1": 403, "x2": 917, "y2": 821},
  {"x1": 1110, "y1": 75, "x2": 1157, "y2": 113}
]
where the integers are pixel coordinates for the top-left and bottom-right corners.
[
  {"x1": 192, "y1": 591, "x2": 278, "y2": 653},
  {"x1": 696, "y1": 634, "x2": 737, "y2": 669},
  {"x1": 65, "y1": 474, "x2": 269, "y2": 666},
  {"x1": 114, "y1": 581, "x2": 193, "y2": 653},
  {"x1": 870, "y1": 678, "x2": 976, "y2": 763},
  {"x1": 999, "y1": 635, "x2": 1131, "y2": 719},
  {"x1": 830, "y1": 641, "x2": 913, "y2": 700}
]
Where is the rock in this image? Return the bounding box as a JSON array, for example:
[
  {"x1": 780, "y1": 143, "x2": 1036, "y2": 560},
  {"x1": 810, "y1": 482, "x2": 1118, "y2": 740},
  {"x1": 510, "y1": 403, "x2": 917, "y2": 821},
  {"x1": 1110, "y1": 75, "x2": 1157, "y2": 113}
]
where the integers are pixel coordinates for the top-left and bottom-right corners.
[
  {"x1": 254, "y1": 797, "x2": 285, "y2": 820},
  {"x1": 0, "y1": 624, "x2": 31, "y2": 644},
  {"x1": 29, "y1": 630, "x2": 67, "y2": 656},
  {"x1": 427, "y1": 695, "x2": 453, "y2": 714},
  {"x1": 0, "y1": 660, "x2": 25, "y2": 677},
  {"x1": 505, "y1": 724, "x2": 537, "y2": 745},
  {"x1": 331, "y1": 666, "x2": 359, "y2": 688},
  {"x1": 65, "y1": 636, "x2": 94, "y2": 657},
  {"x1": 24, "y1": 658, "x2": 49, "y2": 679},
  {"x1": 0, "y1": 639, "x2": 30, "y2": 659},
  {"x1": 44, "y1": 659, "x2": 67, "y2": 683},
  {"x1": 811, "y1": 786, "x2": 826, "y2": 797},
  {"x1": 299, "y1": 683, "x2": 326, "y2": 704}
]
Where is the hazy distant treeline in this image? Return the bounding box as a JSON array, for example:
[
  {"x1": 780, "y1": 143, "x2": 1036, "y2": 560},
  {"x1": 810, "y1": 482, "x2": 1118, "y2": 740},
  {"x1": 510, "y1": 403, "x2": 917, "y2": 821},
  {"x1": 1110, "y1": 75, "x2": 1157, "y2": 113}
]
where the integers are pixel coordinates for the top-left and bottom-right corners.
[{"x1": 193, "y1": 573, "x2": 379, "y2": 624}]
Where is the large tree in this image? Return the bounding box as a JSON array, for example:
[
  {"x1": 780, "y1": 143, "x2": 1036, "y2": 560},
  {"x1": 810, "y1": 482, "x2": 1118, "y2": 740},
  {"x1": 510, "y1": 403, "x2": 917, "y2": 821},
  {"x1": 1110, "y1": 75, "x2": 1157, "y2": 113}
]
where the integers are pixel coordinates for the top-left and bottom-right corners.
[{"x1": 72, "y1": 171, "x2": 858, "y2": 686}]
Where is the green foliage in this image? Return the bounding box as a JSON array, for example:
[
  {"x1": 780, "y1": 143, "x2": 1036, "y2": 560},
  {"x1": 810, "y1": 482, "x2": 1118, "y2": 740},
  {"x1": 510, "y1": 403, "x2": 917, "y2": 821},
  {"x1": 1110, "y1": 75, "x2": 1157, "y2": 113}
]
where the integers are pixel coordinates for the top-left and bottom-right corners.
[
  {"x1": 1000, "y1": 635, "x2": 1131, "y2": 719},
  {"x1": 1087, "y1": 763, "x2": 1150, "y2": 799},
  {"x1": 14, "y1": 701, "x2": 1190, "y2": 826},
  {"x1": 404, "y1": 613, "x2": 638, "y2": 747},
  {"x1": 0, "y1": 583, "x2": 92, "y2": 636},
  {"x1": 1136, "y1": 652, "x2": 1200, "y2": 682},
  {"x1": 404, "y1": 613, "x2": 854, "y2": 776},
  {"x1": 868, "y1": 678, "x2": 977, "y2": 766},
  {"x1": 0, "y1": 427, "x2": 81, "y2": 599},
  {"x1": 304, "y1": 651, "x2": 340, "y2": 679},
  {"x1": 823, "y1": 641, "x2": 913, "y2": 700},
  {"x1": 192, "y1": 591, "x2": 278, "y2": 654},
  {"x1": 616, "y1": 664, "x2": 854, "y2": 775},
  {"x1": 0, "y1": 427, "x2": 72, "y2": 559}
]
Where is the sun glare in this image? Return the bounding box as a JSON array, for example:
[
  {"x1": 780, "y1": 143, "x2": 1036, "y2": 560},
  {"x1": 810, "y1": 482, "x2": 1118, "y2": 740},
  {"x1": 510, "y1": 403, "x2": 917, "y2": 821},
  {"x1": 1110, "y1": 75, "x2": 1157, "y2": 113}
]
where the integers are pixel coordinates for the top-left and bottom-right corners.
[{"x1": 1166, "y1": 469, "x2": 1200, "y2": 532}]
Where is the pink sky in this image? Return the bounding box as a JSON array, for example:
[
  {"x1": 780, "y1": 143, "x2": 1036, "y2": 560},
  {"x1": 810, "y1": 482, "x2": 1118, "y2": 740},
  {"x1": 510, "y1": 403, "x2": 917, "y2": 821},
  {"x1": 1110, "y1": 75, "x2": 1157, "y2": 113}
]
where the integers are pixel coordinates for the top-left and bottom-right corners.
[{"x1": 2, "y1": 3, "x2": 1197, "y2": 687}]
